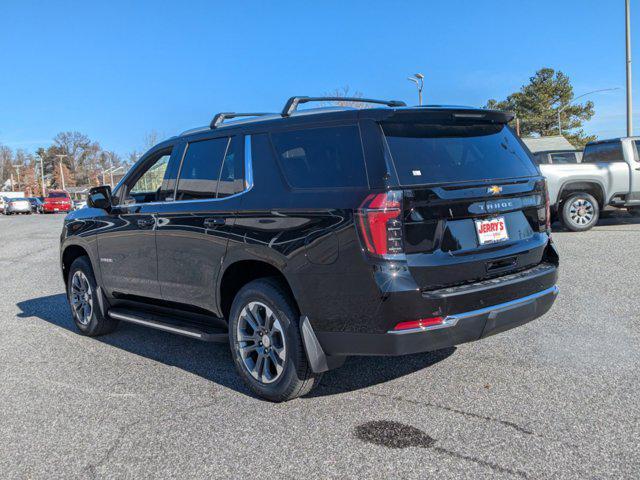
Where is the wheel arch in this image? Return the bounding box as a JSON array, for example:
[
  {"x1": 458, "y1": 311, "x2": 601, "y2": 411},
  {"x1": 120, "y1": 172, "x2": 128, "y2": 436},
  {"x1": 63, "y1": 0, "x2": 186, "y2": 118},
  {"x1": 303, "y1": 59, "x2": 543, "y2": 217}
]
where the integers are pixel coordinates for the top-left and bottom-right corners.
[
  {"x1": 557, "y1": 180, "x2": 606, "y2": 208},
  {"x1": 61, "y1": 244, "x2": 92, "y2": 289},
  {"x1": 217, "y1": 259, "x2": 299, "y2": 322}
]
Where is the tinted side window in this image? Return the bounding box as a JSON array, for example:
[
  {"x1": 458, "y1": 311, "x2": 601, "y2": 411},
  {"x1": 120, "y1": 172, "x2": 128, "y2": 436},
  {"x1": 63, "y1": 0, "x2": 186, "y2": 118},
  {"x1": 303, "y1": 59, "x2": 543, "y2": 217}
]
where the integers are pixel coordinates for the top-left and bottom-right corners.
[
  {"x1": 158, "y1": 144, "x2": 184, "y2": 201},
  {"x1": 582, "y1": 142, "x2": 624, "y2": 163},
  {"x1": 176, "y1": 138, "x2": 229, "y2": 201},
  {"x1": 270, "y1": 125, "x2": 367, "y2": 188},
  {"x1": 533, "y1": 153, "x2": 549, "y2": 164},
  {"x1": 550, "y1": 152, "x2": 579, "y2": 164},
  {"x1": 217, "y1": 136, "x2": 245, "y2": 198}
]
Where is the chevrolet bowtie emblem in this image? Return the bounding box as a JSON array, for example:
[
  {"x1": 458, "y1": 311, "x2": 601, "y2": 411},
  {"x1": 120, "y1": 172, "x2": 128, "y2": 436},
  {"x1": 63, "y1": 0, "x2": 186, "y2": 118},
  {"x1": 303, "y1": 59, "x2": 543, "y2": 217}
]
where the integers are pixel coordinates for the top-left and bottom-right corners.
[{"x1": 488, "y1": 185, "x2": 502, "y2": 195}]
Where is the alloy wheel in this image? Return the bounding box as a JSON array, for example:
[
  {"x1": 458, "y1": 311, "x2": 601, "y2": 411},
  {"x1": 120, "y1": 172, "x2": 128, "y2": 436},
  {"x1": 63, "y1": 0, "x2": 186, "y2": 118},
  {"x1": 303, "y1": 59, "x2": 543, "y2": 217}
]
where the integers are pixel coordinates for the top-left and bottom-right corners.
[
  {"x1": 70, "y1": 271, "x2": 93, "y2": 326},
  {"x1": 569, "y1": 198, "x2": 595, "y2": 226},
  {"x1": 236, "y1": 301, "x2": 287, "y2": 384}
]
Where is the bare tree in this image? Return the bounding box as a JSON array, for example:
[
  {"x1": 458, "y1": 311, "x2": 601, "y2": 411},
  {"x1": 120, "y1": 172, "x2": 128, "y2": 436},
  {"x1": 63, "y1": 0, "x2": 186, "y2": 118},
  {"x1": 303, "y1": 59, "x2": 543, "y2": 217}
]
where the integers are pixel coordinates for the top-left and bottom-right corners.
[
  {"x1": 0, "y1": 145, "x2": 13, "y2": 186},
  {"x1": 143, "y1": 130, "x2": 161, "y2": 151},
  {"x1": 53, "y1": 132, "x2": 92, "y2": 171},
  {"x1": 322, "y1": 86, "x2": 370, "y2": 108}
]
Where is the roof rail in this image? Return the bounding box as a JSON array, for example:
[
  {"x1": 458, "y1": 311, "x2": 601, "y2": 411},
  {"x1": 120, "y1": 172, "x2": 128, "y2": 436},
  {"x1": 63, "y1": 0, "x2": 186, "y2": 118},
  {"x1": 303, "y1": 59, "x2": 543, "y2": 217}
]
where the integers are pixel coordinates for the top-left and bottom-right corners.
[
  {"x1": 281, "y1": 96, "x2": 406, "y2": 117},
  {"x1": 210, "y1": 112, "x2": 271, "y2": 129}
]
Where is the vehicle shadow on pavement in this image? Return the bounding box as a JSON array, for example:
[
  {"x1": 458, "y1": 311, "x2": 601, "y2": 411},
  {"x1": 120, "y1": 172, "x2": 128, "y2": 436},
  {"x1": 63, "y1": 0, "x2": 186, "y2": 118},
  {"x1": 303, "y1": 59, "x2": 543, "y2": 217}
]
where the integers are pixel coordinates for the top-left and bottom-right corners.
[
  {"x1": 306, "y1": 347, "x2": 456, "y2": 398},
  {"x1": 16, "y1": 294, "x2": 455, "y2": 399},
  {"x1": 552, "y1": 210, "x2": 640, "y2": 231}
]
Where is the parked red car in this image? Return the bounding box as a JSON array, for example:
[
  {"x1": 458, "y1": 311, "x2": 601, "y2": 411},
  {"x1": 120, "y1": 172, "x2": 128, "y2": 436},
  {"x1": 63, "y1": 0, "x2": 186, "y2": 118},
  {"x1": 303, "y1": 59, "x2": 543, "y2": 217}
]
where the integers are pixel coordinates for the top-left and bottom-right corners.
[{"x1": 42, "y1": 190, "x2": 72, "y2": 213}]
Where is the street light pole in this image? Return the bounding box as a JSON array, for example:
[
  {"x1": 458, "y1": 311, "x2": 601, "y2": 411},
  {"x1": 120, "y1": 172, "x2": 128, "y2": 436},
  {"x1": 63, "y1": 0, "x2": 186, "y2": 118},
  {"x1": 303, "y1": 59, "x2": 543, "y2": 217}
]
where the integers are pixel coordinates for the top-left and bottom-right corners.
[
  {"x1": 626, "y1": 0, "x2": 633, "y2": 136},
  {"x1": 557, "y1": 87, "x2": 620, "y2": 135},
  {"x1": 407, "y1": 73, "x2": 425, "y2": 105}
]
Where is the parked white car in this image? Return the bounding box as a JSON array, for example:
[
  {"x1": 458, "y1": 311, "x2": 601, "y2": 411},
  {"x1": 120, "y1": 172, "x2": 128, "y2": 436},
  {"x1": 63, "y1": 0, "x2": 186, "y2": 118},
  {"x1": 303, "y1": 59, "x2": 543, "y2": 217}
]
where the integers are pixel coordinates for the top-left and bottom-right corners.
[{"x1": 4, "y1": 197, "x2": 32, "y2": 215}]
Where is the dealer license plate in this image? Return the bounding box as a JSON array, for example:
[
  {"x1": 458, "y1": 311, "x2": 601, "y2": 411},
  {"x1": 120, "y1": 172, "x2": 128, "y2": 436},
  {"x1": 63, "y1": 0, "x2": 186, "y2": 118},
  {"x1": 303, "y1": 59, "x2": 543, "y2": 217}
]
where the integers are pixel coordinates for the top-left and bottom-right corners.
[{"x1": 475, "y1": 217, "x2": 508, "y2": 245}]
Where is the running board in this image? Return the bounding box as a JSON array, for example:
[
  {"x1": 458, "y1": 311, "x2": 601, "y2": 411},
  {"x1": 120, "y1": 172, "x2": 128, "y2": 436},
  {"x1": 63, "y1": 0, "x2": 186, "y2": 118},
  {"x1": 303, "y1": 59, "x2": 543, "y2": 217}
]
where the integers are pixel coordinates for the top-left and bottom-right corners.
[{"x1": 108, "y1": 308, "x2": 228, "y2": 342}]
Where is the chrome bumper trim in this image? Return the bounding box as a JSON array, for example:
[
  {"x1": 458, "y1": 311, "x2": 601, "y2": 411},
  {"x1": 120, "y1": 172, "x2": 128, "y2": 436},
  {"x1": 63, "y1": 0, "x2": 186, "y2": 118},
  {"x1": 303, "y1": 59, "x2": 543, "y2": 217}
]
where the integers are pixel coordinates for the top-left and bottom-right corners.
[{"x1": 388, "y1": 285, "x2": 559, "y2": 335}]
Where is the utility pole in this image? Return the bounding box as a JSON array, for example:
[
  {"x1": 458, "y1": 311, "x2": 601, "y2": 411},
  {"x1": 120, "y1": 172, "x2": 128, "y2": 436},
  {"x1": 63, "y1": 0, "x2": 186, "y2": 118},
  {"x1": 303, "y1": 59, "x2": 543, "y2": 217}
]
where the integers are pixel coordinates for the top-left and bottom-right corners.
[
  {"x1": 37, "y1": 154, "x2": 46, "y2": 197},
  {"x1": 13, "y1": 164, "x2": 23, "y2": 191},
  {"x1": 626, "y1": 0, "x2": 633, "y2": 136},
  {"x1": 55, "y1": 154, "x2": 67, "y2": 190}
]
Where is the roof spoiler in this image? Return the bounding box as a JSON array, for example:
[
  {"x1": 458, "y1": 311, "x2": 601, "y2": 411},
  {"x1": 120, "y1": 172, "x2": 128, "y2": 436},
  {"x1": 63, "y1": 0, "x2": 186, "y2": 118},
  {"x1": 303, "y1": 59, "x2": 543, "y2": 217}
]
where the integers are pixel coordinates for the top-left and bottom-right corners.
[
  {"x1": 210, "y1": 112, "x2": 271, "y2": 129},
  {"x1": 282, "y1": 96, "x2": 406, "y2": 117},
  {"x1": 379, "y1": 108, "x2": 515, "y2": 124}
]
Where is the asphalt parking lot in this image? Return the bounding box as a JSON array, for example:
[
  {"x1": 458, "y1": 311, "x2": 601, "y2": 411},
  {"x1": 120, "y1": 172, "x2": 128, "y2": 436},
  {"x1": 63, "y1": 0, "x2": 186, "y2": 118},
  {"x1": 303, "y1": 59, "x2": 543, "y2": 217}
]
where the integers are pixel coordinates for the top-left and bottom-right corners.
[{"x1": 1, "y1": 213, "x2": 639, "y2": 479}]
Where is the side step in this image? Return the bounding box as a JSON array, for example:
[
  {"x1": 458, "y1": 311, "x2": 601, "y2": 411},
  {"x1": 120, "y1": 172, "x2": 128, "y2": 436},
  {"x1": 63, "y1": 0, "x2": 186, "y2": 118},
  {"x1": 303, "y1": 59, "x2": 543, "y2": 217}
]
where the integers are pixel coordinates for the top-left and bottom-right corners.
[{"x1": 108, "y1": 308, "x2": 228, "y2": 343}]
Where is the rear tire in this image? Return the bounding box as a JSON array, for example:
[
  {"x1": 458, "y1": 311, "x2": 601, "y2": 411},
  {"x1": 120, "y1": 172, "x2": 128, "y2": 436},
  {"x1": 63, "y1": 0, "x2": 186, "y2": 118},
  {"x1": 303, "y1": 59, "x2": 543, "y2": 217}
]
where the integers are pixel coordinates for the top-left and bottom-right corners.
[
  {"x1": 561, "y1": 193, "x2": 599, "y2": 232},
  {"x1": 228, "y1": 278, "x2": 322, "y2": 402},
  {"x1": 67, "y1": 256, "x2": 119, "y2": 336}
]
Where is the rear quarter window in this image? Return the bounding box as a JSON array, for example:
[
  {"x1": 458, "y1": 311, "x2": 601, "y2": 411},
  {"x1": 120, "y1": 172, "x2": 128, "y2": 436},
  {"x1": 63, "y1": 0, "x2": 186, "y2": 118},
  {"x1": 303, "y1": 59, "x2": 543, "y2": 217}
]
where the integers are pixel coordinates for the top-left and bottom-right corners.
[
  {"x1": 270, "y1": 125, "x2": 367, "y2": 189},
  {"x1": 382, "y1": 123, "x2": 538, "y2": 185}
]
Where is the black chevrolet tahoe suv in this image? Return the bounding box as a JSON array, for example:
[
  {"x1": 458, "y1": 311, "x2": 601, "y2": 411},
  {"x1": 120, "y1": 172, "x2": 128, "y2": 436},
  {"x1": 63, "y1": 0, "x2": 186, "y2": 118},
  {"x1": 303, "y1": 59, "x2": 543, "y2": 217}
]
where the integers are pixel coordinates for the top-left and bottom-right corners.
[{"x1": 60, "y1": 96, "x2": 559, "y2": 401}]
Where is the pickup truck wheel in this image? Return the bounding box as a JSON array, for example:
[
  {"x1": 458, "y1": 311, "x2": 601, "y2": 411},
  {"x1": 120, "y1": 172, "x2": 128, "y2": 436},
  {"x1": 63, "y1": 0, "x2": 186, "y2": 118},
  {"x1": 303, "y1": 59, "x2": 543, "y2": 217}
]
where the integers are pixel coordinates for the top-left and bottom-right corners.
[
  {"x1": 627, "y1": 206, "x2": 640, "y2": 217},
  {"x1": 229, "y1": 278, "x2": 322, "y2": 402},
  {"x1": 561, "y1": 193, "x2": 599, "y2": 232},
  {"x1": 67, "y1": 256, "x2": 118, "y2": 336}
]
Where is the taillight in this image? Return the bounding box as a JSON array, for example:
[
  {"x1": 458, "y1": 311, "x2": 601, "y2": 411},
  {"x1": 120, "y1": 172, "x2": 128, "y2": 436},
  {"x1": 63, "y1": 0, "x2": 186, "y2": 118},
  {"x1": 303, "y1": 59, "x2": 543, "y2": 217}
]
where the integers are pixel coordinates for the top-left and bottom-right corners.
[
  {"x1": 357, "y1": 190, "x2": 404, "y2": 256},
  {"x1": 544, "y1": 180, "x2": 551, "y2": 233}
]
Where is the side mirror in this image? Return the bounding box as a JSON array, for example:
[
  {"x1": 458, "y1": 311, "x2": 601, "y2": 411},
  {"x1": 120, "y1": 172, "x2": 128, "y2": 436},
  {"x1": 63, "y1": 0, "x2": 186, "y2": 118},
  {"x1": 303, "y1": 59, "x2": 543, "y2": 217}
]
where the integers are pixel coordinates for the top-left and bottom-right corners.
[{"x1": 87, "y1": 185, "x2": 113, "y2": 211}]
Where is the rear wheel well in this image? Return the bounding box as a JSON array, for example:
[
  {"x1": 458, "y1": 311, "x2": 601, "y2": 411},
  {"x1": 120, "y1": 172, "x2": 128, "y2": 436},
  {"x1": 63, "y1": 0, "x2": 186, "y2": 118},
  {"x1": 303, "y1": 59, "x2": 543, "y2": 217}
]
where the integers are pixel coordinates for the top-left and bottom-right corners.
[
  {"x1": 559, "y1": 182, "x2": 605, "y2": 208},
  {"x1": 219, "y1": 260, "x2": 296, "y2": 322},
  {"x1": 62, "y1": 245, "x2": 90, "y2": 286}
]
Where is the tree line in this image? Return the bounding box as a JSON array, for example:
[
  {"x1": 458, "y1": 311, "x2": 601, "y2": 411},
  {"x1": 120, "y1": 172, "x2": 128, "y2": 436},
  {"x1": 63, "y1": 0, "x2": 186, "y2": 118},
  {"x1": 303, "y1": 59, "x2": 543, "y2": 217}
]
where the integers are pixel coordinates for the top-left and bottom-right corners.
[{"x1": 0, "y1": 130, "x2": 161, "y2": 195}]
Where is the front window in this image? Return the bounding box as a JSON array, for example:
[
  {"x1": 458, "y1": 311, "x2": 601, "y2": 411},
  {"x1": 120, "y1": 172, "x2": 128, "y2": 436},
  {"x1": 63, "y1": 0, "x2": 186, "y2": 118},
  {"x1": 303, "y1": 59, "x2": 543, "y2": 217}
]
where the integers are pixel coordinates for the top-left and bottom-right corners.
[{"x1": 124, "y1": 149, "x2": 172, "y2": 204}]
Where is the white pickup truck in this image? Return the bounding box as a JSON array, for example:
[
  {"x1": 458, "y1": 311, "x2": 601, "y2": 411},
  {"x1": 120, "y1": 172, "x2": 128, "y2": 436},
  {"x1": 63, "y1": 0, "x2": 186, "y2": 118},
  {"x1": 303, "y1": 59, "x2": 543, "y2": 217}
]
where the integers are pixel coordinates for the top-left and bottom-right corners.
[{"x1": 541, "y1": 137, "x2": 640, "y2": 231}]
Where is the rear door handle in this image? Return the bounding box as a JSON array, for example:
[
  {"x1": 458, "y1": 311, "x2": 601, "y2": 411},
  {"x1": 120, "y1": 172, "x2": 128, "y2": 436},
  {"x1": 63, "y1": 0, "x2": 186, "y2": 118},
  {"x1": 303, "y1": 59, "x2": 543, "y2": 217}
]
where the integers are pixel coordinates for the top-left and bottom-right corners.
[
  {"x1": 137, "y1": 217, "x2": 156, "y2": 228},
  {"x1": 204, "y1": 217, "x2": 226, "y2": 228}
]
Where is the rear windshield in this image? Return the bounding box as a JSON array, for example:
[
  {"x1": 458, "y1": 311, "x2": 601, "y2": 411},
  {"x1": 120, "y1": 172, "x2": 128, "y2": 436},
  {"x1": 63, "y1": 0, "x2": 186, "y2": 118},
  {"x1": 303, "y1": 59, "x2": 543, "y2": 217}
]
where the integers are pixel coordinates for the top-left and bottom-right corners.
[
  {"x1": 582, "y1": 141, "x2": 624, "y2": 163},
  {"x1": 382, "y1": 123, "x2": 538, "y2": 185},
  {"x1": 48, "y1": 192, "x2": 69, "y2": 198}
]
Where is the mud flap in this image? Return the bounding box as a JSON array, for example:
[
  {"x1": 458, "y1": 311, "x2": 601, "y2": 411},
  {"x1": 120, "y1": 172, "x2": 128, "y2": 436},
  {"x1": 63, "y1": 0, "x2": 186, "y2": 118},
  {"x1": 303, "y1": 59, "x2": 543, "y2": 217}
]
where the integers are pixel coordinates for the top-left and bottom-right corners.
[{"x1": 300, "y1": 316, "x2": 345, "y2": 373}]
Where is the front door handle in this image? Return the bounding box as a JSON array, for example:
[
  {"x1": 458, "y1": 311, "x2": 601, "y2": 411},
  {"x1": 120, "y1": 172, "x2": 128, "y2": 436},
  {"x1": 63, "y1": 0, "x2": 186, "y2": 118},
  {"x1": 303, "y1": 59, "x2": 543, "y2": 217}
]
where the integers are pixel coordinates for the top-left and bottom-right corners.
[
  {"x1": 204, "y1": 217, "x2": 226, "y2": 228},
  {"x1": 137, "y1": 217, "x2": 156, "y2": 228}
]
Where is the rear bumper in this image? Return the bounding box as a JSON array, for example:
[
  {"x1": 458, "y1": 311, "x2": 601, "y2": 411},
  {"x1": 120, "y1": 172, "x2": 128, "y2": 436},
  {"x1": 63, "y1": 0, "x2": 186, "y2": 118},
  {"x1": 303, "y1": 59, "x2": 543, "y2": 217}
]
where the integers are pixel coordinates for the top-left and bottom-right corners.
[
  {"x1": 43, "y1": 204, "x2": 71, "y2": 212},
  {"x1": 316, "y1": 284, "x2": 558, "y2": 356},
  {"x1": 7, "y1": 205, "x2": 32, "y2": 213}
]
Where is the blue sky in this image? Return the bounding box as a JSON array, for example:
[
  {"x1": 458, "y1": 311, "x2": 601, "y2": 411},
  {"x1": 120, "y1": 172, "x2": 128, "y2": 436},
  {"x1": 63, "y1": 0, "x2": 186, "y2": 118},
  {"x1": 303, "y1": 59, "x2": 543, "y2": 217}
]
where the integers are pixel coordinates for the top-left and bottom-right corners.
[{"x1": 0, "y1": 0, "x2": 637, "y2": 157}]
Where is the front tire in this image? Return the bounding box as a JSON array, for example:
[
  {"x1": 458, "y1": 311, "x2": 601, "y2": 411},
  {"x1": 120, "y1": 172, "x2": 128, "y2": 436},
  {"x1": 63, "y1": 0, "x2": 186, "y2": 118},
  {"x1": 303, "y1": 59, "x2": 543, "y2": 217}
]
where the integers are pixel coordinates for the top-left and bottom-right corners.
[
  {"x1": 229, "y1": 278, "x2": 322, "y2": 402},
  {"x1": 67, "y1": 256, "x2": 118, "y2": 336},
  {"x1": 561, "y1": 193, "x2": 599, "y2": 232}
]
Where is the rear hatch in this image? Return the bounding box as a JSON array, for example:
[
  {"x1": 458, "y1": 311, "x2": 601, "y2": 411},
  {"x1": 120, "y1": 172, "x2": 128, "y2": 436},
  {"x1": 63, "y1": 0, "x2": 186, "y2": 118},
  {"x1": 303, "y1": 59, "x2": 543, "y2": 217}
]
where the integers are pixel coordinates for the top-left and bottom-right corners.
[
  {"x1": 45, "y1": 195, "x2": 71, "y2": 206},
  {"x1": 378, "y1": 110, "x2": 550, "y2": 290}
]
